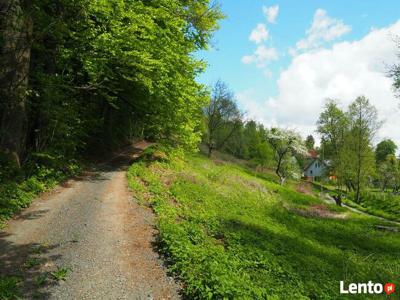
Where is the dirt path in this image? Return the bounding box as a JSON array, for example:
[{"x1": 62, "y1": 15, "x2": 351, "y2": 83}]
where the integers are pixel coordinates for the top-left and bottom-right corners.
[
  {"x1": 0, "y1": 142, "x2": 180, "y2": 299},
  {"x1": 323, "y1": 193, "x2": 400, "y2": 226}
]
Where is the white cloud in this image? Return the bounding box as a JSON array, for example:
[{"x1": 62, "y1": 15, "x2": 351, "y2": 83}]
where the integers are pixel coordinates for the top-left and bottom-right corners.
[
  {"x1": 263, "y1": 5, "x2": 279, "y2": 24},
  {"x1": 238, "y1": 21, "x2": 400, "y2": 146},
  {"x1": 249, "y1": 23, "x2": 269, "y2": 44},
  {"x1": 241, "y1": 45, "x2": 279, "y2": 68},
  {"x1": 263, "y1": 69, "x2": 273, "y2": 78},
  {"x1": 290, "y1": 9, "x2": 351, "y2": 55}
]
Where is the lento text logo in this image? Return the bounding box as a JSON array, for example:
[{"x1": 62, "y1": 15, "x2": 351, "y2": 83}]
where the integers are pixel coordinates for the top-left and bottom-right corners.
[
  {"x1": 340, "y1": 281, "x2": 396, "y2": 295},
  {"x1": 385, "y1": 283, "x2": 396, "y2": 296}
]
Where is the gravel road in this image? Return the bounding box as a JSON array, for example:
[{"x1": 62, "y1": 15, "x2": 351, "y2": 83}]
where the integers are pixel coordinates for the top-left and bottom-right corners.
[{"x1": 0, "y1": 143, "x2": 180, "y2": 299}]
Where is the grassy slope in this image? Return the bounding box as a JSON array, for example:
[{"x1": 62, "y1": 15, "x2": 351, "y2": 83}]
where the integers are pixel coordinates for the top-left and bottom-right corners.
[
  {"x1": 128, "y1": 152, "x2": 400, "y2": 299},
  {"x1": 343, "y1": 192, "x2": 400, "y2": 222},
  {"x1": 311, "y1": 182, "x2": 400, "y2": 222}
]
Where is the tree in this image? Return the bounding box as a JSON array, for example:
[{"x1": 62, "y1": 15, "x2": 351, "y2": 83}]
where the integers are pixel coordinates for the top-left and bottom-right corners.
[
  {"x1": 0, "y1": 0, "x2": 224, "y2": 171},
  {"x1": 390, "y1": 37, "x2": 400, "y2": 98},
  {"x1": 0, "y1": 0, "x2": 33, "y2": 167},
  {"x1": 267, "y1": 128, "x2": 307, "y2": 185},
  {"x1": 345, "y1": 96, "x2": 381, "y2": 203},
  {"x1": 305, "y1": 135, "x2": 315, "y2": 150},
  {"x1": 375, "y1": 139, "x2": 397, "y2": 165},
  {"x1": 317, "y1": 100, "x2": 348, "y2": 186},
  {"x1": 204, "y1": 81, "x2": 242, "y2": 157},
  {"x1": 377, "y1": 154, "x2": 398, "y2": 191}
]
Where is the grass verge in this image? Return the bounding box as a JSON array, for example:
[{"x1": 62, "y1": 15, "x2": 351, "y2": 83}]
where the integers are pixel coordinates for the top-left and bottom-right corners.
[
  {"x1": 128, "y1": 151, "x2": 400, "y2": 299},
  {"x1": 0, "y1": 156, "x2": 81, "y2": 227}
]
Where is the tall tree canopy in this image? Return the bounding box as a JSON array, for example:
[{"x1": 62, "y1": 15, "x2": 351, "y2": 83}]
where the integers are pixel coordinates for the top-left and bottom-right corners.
[
  {"x1": 204, "y1": 80, "x2": 242, "y2": 157},
  {"x1": 342, "y1": 96, "x2": 380, "y2": 203},
  {"x1": 0, "y1": 0, "x2": 223, "y2": 168},
  {"x1": 305, "y1": 135, "x2": 315, "y2": 150},
  {"x1": 375, "y1": 139, "x2": 397, "y2": 165},
  {"x1": 317, "y1": 100, "x2": 348, "y2": 185},
  {"x1": 317, "y1": 97, "x2": 382, "y2": 203}
]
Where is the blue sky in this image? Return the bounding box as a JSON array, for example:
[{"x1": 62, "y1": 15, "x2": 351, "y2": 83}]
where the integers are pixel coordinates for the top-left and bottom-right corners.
[{"x1": 196, "y1": 0, "x2": 400, "y2": 146}]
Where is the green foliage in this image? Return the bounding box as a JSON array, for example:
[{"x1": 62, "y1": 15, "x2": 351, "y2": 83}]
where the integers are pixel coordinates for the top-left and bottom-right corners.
[
  {"x1": 23, "y1": 257, "x2": 42, "y2": 269},
  {"x1": 0, "y1": 276, "x2": 21, "y2": 300},
  {"x1": 345, "y1": 191, "x2": 400, "y2": 222},
  {"x1": 376, "y1": 154, "x2": 400, "y2": 192},
  {"x1": 25, "y1": 0, "x2": 222, "y2": 155},
  {"x1": 0, "y1": 160, "x2": 80, "y2": 225},
  {"x1": 222, "y1": 120, "x2": 274, "y2": 168},
  {"x1": 204, "y1": 80, "x2": 242, "y2": 156},
  {"x1": 317, "y1": 99, "x2": 348, "y2": 177},
  {"x1": 305, "y1": 134, "x2": 315, "y2": 150},
  {"x1": 317, "y1": 97, "x2": 381, "y2": 203},
  {"x1": 34, "y1": 274, "x2": 48, "y2": 287},
  {"x1": 51, "y1": 266, "x2": 71, "y2": 282},
  {"x1": 375, "y1": 139, "x2": 397, "y2": 164},
  {"x1": 1, "y1": 0, "x2": 222, "y2": 222},
  {"x1": 128, "y1": 153, "x2": 400, "y2": 299}
]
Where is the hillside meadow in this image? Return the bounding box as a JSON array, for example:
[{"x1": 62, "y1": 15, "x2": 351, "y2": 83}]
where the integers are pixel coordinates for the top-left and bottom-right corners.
[{"x1": 127, "y1": 149, "x2": 400, "y2": 299}]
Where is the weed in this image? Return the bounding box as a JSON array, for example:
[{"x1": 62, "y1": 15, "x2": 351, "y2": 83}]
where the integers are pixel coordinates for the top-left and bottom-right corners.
[
  {"x1": 34, "y1": 274, "x2": 48, "y2": 287},
  {"x1": 50, "y1": 266, "x2": 71, "y2": 282},
  {"x1": 0, "y1": 276, "x2": 21, "y2": 300},
  {"x1": 30, "y1": 245, "x2": 44, "y2": 255},
  {"x1": 23, "y1": 257, "x2": 41, "y2": 269}
]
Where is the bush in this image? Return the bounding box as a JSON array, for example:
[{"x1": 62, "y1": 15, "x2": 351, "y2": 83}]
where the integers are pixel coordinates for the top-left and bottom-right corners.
[{"x1": 0, "y1": 157, "x2": 81, "y2": 225}]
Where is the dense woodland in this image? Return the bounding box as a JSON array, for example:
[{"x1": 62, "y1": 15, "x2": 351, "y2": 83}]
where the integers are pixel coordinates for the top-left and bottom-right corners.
[{"x1": 0, "y1": 0, "x2": 222, "y2": 169}]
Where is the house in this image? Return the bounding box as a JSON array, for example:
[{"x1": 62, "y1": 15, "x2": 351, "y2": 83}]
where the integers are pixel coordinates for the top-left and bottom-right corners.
[
  {"x1": 302, "y1": 149, "x2": 330, "y2": 181},
  {"x1": 303, "y1": 157, "x2": 327, "y2": 180}
]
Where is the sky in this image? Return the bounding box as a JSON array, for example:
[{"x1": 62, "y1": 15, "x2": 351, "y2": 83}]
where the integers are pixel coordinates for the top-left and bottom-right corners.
[{"x1": 196, "y1": 0, "x2": 400, "y2": 148}]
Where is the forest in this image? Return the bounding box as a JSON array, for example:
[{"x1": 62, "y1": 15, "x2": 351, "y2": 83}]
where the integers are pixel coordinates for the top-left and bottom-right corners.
[
  {"x1": 0, "y1": 0, "x2": 223, "y2": 220},
  {"x1": 1, "y1": 0, "x2": 400, "y2": 299}
]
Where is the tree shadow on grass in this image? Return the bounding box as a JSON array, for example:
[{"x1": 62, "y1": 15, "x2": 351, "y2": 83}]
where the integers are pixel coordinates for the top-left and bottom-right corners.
[
  {"x1": 0, "y1": 232, "x2": 63, "y2": 299},
  {"x1": 220, "y1": 211, "x2": 400, "y2": 298}
]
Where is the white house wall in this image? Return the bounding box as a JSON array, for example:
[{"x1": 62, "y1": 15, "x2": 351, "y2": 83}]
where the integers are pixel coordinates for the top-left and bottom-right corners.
[{"x1": 304, "y1": 160, "x2": 325, "y2": 178}]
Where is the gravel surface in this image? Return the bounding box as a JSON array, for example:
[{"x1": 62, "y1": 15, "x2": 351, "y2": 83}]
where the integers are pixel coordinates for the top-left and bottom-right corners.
[{"x1": 0, "y1": 144, "x2": 180, "y2": 299}]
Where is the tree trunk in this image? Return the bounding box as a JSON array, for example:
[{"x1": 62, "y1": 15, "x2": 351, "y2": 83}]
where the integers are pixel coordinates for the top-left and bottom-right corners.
[
  {"x1": 333, "y1": 195, "x2": 342, "y2": 206},
  {"x1": 207, "y1": 144, "x2": 213, "y2": 158},
  {"x1": 0, "y1": 0, "x2": 32, "y2": 167},
  {"x1": 275, "y1": 154, "x2": 285, "y2": 185}
]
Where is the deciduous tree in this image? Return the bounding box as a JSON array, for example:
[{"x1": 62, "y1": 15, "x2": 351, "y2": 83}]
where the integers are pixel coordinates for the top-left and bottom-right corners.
[
  {"x1": 345, "y1": 96, "x2": 381, "y2": 203},
  {"x1": 204, "y1": 81, "x2": 242, "y2": 157},
  {"x1": 267, "y1": 128, "x2": 307, "y2": 185},
  {"x1": 375, "y1": 139, "x2": 397, "y2": 165}
]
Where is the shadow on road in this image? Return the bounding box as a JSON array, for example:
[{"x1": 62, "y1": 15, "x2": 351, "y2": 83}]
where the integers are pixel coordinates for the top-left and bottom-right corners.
[{"x1": 0, "y1": 236, "x2": 62, "y2": 299}]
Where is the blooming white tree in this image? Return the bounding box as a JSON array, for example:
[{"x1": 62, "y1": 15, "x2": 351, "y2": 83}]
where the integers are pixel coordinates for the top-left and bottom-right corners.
[{"x1": 267, "y1": 128, "x2": 307, "y2": 185}]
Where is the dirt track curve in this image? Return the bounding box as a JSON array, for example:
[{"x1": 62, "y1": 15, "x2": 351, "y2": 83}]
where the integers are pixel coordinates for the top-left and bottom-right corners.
[{"x1": 0, "y1": 141, "x2": 180, "y2": 299}]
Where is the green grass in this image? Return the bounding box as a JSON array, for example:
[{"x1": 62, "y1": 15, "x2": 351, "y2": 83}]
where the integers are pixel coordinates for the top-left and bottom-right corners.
[
  {"x1": 0, "y1": 161, "x2": 81, "y2": 227},
  {"x1": 343, "y1": 192, "x2": 400, "y2": 223},
  {"x1": 0, "y1": 277, "x2": 21, "y2": 300},
  {"x1": 311, "y1": 181, "x2": 400, "y2": 223},
  {"x1": 128, "y1": 152, "x2": 400, "y2": 299}
]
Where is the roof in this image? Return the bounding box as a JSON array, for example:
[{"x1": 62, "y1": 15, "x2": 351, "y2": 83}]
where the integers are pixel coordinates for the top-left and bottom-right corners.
[{"x1": 303, "y1": 157, "x2": 328, "y2": 171}]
